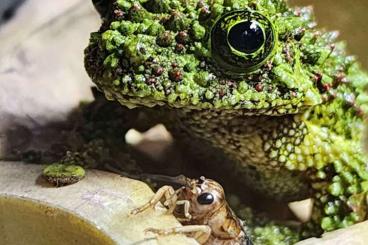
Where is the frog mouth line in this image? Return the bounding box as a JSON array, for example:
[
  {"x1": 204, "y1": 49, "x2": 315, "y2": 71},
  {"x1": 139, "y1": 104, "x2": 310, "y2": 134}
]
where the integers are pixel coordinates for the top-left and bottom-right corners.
[{"x1": 102, "y1": 88, "x2": 305, "y2": 116}]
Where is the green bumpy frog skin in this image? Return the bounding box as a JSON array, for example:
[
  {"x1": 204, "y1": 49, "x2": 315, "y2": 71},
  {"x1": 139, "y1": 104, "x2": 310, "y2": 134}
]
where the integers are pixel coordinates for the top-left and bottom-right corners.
[{"x1": 84, "y1": 0, "x2": 368, "y2": 237}]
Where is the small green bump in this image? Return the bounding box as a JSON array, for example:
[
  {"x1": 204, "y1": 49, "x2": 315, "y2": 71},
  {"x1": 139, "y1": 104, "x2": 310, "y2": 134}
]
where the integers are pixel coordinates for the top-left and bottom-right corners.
[
  {"x1": 321, "y1": 217, "x2": 335, "y2": 231},
  {"x1": 101, "y1": 30, "x2": 125, "y2": 51},
  {"x1": 317, "y1": 171, "x2": 326, "y2": 179},
  {"x1": 349, "y1": 212, "x2": 361, "y2": 222},
  {"x1": 191, "y1": 21, "x2": 206, "y2": 40},
  {"x1": 113, "y1": 79, "x2": 120, "y2": 86},
  {"x1": 194, "y1": 71, "x2": 210, "y2": 87},
  {"x1": 328, "y1": 182, "x2": 344, "y2": 197},
  {"x1": 269, "y1": 150, "x2": 278, "y2": 159},
  {"x1": 118, "y1": 21, "x2": 139, "y2": 35},
  {"x1": 341, "y1": 171, "x2": 354, "y2": 183},
  {"x1": 333, "y1": 160, "x2": 344, "y2": 173},
  {"x1": 286, "y1": 143, "x2": 293, "y2": 152},
  {"x1": 332, "y1": 175, "x2": 341, "y2": 182},
  {"x1": 138, "y1": 65, "x2": 145, "y2": 73},
  {"x1": 211, "y1": 3, "x2": 224, "y2": 18},
  {"x1": 319, "y1": 194, "x2": 328, "y2": 203},
  {"x1": 279, "y1": 155, "x2": 286, "y2": 163},
  {"x1": 238, "y1": 82, "x2": 249, "y2": 93},
  {"x1": 116, "y1": 0, "x2": 132, "y2": 11},
  {"x1": 341, "y1": 213, "x2": 360, "y2": 228},
  {"x1": 205, "y1": 90, "x2": 214, "y2": 100},
  {"x1": 168, "y1": 93, "x2": 178, "y2": 103},
  {"x1": 104, "y1": 54, "x2": 119, "y2": 68},
  {"x1": 147, "y1": 22, "x2": 164, "y2": 35},
  {"x1": 110, "y1": 21, "x2": 121, "y2": 30},
  {"x1": 324, "y1": 202, "x2": 338, "y2": 215},
  {"x1": 134, "y1": 74, "x2": 146, "y2": 83},
  {"x1": 304, "y1": 89, "x2": 322, "y2": 106},
  {"x1": 285, "y1": 161, "x2": 296, "y2": 170},
  {"x1": 184, "y1": 62, "x2": 197, "y2": 72}
]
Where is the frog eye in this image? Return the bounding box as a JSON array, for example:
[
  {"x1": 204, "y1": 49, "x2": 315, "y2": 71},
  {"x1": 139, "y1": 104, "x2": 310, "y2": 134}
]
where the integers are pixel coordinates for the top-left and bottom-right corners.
[
  {"x1": 211, "y1": 10, "x2": 276, "y2": 76},
  {"x1": 197, "y1": 192, "x2": 214, "y2": 205}
]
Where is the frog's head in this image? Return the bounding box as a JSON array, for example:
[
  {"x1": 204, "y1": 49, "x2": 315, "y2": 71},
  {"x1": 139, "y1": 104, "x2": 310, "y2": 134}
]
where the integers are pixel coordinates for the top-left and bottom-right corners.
[{"x1": 85, "y1": 0, "x2": 355, "y2": 115}]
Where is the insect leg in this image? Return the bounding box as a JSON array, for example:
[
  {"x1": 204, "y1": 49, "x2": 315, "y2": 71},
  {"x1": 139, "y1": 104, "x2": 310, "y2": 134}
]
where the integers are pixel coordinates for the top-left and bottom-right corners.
[
  {"x1": 146, "y1": 225, "x2": 211, "y2": 244},
  {"x1": 163, "y1": 187, "x2": 178, "y2": 214},
  {"x1": 131, "y1": 185, "x2": 175, "y2": 215},
  {"x1": 175, "y1": 200, "x2": 192, "y2": 221}
]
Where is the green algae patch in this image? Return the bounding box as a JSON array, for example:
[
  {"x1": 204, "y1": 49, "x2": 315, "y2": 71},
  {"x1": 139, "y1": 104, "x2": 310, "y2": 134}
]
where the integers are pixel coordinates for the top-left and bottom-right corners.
[{"x1": 43, "y1": 164, "x2": 86, "y2": 187}]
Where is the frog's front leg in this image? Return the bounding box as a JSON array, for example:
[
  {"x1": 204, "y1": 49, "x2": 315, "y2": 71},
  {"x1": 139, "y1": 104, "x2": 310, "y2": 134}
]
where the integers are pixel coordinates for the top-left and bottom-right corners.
[
  {"x1": 172, "y1": 110, "x2": 368, "y2": 233},
  {"x1": 274, "y1": 119, "x2": 368, "y2": 233}
]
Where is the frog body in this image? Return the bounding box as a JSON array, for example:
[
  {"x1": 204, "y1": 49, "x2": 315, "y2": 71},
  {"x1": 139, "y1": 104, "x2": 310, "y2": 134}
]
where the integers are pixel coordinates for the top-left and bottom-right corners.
[{"x1": 83, "y1": 0, "x2": 368, "y2": 235}]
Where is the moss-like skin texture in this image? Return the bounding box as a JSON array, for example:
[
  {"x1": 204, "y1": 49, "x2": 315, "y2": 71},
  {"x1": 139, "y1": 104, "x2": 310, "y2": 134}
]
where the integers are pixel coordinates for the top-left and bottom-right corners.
[
  {"x1": 229, "y1": 196, "x2": 301, "y2": 244},
  {"x1": 85, "y1": 0, "x2": 368, "y2": 239},
  {"x1": 43, "y1": 164, "x2": 86, "y2": 187}
]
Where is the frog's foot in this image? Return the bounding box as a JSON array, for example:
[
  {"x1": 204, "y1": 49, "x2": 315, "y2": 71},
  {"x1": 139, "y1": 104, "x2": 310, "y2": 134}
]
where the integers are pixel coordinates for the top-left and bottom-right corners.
[
  {"x1": 42, "y1": 163, "x2": 86, "y2": 187},
  {"x1": 307, "y1": 190, "x2": 367, "y2": 235},
  {"x1": 306, "y1": 160, "x2": 368, "y2": 234}
]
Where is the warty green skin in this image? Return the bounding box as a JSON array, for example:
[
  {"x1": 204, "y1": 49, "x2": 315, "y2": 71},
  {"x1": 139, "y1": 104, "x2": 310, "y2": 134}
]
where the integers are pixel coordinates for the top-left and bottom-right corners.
[{"x1": 85, "y1": 0, "x2": 368, "y2": 235}]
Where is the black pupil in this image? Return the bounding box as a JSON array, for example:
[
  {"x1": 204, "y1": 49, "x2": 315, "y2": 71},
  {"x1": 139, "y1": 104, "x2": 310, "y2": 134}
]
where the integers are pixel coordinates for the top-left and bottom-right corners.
[
  {"x1": 228, "y1": 21, "x2": 264, "y2": 54},
  {"x1": 197, "y1": 192, "x2": 214, "y2": 205}
]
